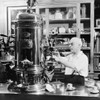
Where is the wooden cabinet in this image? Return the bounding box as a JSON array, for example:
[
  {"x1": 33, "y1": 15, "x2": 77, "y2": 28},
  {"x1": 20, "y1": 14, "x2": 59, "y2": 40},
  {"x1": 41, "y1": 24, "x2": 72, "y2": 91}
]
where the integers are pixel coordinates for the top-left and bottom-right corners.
[
  {"x1": 94, "y1": 27, "x2": 100, "y2": 79},
  {"x1": 93, "y1": 1, "x2": 100, "y2": 78},
  {"x1": 93, "y1": 26, "x2": 100, "y2": 79},
  {"x1": 36, "y1": 0, "x2": 94, "y2": 75}
]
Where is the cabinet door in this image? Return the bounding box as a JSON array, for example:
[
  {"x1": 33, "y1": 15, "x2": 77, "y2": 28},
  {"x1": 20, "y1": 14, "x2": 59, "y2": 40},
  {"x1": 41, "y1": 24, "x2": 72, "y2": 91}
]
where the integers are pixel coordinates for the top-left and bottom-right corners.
[
  {"x1": 94, "y1": 0, "x2": 100, "y2": 73},
  {"x1": 79, "y1": 3, "x2": 91, "y2": 50},
  {"x1": 79, "y1": 2, "x2": 94, "y2": 73},
  {"x1": 94, "y1": 29, "x2": 100, "y2": 72}
]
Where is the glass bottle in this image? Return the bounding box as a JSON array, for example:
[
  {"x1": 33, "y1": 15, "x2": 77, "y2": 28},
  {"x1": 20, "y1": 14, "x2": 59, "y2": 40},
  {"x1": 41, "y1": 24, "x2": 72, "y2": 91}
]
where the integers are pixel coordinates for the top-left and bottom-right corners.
[{"x1": 81, "y1": 4, "x2": 86, "y2": 18}]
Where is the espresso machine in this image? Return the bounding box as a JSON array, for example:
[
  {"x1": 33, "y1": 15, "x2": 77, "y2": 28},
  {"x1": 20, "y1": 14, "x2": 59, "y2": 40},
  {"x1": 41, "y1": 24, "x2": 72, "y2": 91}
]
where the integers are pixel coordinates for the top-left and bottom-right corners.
[{"x1": 8, "y1": 0, "x2": 47, "y2": 93}]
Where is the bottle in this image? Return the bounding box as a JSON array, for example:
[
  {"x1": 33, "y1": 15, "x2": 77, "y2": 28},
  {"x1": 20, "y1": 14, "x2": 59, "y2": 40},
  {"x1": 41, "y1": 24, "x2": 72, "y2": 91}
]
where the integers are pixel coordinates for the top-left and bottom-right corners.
[{"x1": 81, "y1": 4, "x2": 86, "y2": 18}]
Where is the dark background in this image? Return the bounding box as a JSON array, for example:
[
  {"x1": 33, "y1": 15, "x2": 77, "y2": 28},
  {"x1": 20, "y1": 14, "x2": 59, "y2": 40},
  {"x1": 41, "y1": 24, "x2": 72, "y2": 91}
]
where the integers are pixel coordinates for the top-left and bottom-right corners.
[{"x1": 95, "y1": 0, "x2": 100, "y2": 21}]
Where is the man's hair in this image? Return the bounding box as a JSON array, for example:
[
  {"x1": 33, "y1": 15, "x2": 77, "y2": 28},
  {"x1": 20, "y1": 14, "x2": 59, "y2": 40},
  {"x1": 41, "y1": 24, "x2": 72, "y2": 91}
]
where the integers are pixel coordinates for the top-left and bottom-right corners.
[{"x1": 70, "y1": 37, "x2": 82, "y2": 47}]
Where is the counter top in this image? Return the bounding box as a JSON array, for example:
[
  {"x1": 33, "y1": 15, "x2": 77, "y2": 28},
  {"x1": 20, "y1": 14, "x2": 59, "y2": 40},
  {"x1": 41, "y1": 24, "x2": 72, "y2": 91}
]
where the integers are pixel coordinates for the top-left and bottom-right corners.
[{"x1": 0, "y1": 83, "x2": 100, "y2": 98}]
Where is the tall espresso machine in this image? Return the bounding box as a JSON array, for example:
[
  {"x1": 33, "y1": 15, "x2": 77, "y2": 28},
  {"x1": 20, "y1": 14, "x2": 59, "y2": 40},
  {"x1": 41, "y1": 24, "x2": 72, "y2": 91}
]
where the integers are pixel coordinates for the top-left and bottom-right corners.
[{"x1": 9, "y1": 0, "x2": 46, "y2": 93}]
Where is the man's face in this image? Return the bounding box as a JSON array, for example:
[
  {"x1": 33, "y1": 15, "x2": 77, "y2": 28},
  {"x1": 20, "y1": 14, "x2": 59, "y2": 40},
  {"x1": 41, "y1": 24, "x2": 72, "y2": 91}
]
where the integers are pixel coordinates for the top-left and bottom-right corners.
[{"x1": 69, "y1": 41, "x2": 80, "y2": 53}]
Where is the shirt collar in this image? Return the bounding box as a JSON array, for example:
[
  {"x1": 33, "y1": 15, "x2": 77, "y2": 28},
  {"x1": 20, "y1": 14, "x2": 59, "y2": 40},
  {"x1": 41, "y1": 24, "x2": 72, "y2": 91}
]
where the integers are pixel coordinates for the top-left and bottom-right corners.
[{"x1": 72, "y1": 51, "x2": 83, "y2": 58}]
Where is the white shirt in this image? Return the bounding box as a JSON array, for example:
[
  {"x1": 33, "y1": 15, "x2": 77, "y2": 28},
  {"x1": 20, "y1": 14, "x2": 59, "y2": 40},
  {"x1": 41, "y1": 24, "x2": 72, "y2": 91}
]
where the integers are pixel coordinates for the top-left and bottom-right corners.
[{"x1": 64, "y1": 51, "x2": 88, "y2": 77}]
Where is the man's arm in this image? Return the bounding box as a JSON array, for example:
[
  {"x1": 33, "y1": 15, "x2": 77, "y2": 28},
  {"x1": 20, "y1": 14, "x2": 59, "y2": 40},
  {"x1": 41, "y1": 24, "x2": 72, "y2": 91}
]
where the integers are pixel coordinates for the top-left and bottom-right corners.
[{"x1": 53, "y1": 55, "x2": 77, "y2": 72}]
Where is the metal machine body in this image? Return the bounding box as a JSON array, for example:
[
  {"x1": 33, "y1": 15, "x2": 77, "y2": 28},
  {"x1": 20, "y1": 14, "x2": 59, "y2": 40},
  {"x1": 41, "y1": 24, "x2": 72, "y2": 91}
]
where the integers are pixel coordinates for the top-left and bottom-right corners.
[
  {"x1": 8, "y1": 8, "x2": 46, "y2": 93},
  {"x1": 8, "y1": 0, "x2": 55, "y2": 93}
]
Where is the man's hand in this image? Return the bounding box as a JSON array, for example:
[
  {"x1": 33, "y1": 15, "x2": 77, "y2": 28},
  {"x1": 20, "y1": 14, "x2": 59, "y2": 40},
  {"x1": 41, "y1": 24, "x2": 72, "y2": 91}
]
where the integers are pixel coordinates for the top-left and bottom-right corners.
[
  {"x1": 52, "y1": 51, "x2": 61, "y2": 62},
  {"x1": 53, "y1": 55, "x2": 60, "y2": 62}
]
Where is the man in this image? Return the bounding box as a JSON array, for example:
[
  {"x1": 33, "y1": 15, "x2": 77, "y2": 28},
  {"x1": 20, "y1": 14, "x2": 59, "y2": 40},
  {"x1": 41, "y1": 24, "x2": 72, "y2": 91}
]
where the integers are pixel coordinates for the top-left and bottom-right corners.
[{"x1": 53, "y1": 37, "x2": 88, "y2": 85}]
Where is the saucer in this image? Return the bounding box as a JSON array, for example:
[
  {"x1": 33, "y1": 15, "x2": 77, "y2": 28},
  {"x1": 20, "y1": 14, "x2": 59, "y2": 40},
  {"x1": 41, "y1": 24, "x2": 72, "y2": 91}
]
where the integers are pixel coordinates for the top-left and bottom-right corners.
[
  {"x1": 89, "y1": 87, "x2": 99, "y2": 94},
  {"x1": 66, "y1": 86, "x2": 76, "y2": 91},
  {"x1": 90, "y1": 89, "x2": 99, "y2": 94}
]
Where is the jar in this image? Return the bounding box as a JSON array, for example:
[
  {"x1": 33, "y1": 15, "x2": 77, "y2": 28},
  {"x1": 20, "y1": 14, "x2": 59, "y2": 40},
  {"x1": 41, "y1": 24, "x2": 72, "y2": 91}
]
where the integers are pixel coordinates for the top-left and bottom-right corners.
[
  {"x1": 81, "y1": 4, "x2": 86, "y2": 18},
  {"x1": 55, "y1": 9, "x2": 62, "y2": 20},
  {"x1": 59, "y1": 26, "x2": 66, "y2": 33}
]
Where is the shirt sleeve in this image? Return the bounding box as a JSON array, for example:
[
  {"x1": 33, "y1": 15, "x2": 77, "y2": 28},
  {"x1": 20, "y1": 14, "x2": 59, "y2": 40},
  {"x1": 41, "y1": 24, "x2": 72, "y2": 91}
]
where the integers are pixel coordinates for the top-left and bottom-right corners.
[{"x1": 74, "y1": 55, "x2": 88, "y2": 77}]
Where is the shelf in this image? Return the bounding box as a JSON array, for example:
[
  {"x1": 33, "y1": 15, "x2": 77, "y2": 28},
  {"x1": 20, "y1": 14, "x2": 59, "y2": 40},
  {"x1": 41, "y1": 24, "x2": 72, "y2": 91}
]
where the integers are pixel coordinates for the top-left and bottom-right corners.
[
  {"x1": 41, "y1": 1, "x2": 94, "y2": 73},
  {"x1": 96, "y1": 34, "x2": 100, "y2": 37},
  {"x1": 80, "y1": 28, "x2": 90, "y2": 35},
  {"x1": 54, "y1": 45, "x2": 90, "y2": 50},
  {"x1": 58, "y1": 33, "x2": 76, "y2": 35},
  {"x1": 54, "y1": 45, "x2": 70, "y2": 50},
  {"x1": 12, "y1": 20, "x2": 17, "y2": 22},
  {"x1": 50, "y1": 33, "x2": 76, "y2": 37},
  {"x1": 55, "y1": 45, "x2": 69, "y2": 48},
  {"x1": 80, "y1": 33, "x2": 90, "y2": 35},
  {"x1": 94, "y1": 52, "x2": 100, "y2": 54},
  {"x1": 94, "y1": 53, "x2": 100, "y2": 58},
  {"x1": 94, "y1": 70, "x2": 100, "y2": 72},
  {"x1": 94, "y1": 27, "x2": 100, "y2": 30},
  {"x1": 80, "y1": 18, "x2": 90, "y2": 21},
  {"x1": 11, "y1": 20, "x2": 17, "y2": 24},
  {"x1": 94, "y1": 52, "x2": 100, "y2": 55},
  {"x1": 49, "y1": 19, "x2": 76, "y2": 24}
]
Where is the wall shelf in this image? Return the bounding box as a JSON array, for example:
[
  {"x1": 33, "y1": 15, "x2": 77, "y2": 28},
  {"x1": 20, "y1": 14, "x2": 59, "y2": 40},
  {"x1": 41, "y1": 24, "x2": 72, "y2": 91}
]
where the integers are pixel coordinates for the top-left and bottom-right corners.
[{"x1": 38, "y1": 0, "x2": 94, "y2": 77}]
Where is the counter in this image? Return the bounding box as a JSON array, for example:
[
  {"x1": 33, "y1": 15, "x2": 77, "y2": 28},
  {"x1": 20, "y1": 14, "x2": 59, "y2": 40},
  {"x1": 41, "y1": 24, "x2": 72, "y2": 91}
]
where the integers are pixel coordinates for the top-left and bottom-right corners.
[{"x1": 0, "y1": 83, "x2": 100, "y2": 100}]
